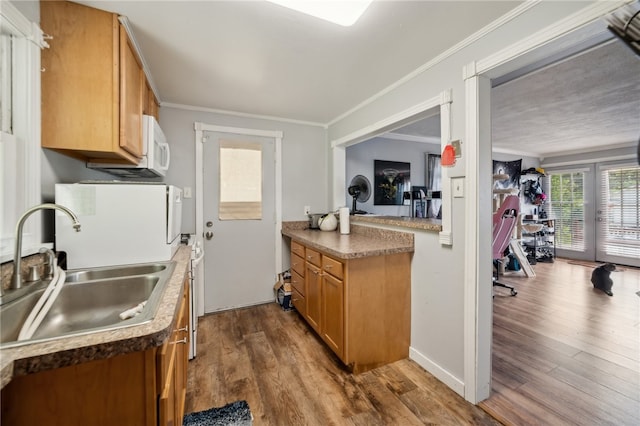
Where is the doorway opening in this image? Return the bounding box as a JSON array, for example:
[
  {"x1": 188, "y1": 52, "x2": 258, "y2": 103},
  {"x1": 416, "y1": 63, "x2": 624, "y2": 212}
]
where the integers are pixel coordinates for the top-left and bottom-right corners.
[{"x1": 465, "y1": 1, "x2": 640, "y2": 418}]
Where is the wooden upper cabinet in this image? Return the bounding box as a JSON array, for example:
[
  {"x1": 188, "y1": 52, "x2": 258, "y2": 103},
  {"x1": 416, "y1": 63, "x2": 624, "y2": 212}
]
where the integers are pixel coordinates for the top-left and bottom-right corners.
[
  {"x1": 119, "y1": 25, "x2": 144, "y2": 158},
  {"x1": 143, "y1": 80, "x2": 160, "y2": 121},
  {"x1": 40, "y1": 1, "x2": 144, "y2": 164}
]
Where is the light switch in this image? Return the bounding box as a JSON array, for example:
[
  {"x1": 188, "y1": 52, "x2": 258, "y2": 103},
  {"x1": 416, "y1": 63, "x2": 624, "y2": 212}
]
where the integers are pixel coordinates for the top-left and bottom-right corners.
[
  {"x1": 452, "y1": 178, "x2": 464, "y2": 198},
  {"x1": 183, "y1": 187, "x2": 192, "y2": 198}
]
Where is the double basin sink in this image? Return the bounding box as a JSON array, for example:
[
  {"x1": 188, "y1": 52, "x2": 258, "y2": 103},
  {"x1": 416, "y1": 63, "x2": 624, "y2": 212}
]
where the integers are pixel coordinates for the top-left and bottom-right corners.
[{"x1": 0, "y1": 261, "x2": 176, "y2": 348}]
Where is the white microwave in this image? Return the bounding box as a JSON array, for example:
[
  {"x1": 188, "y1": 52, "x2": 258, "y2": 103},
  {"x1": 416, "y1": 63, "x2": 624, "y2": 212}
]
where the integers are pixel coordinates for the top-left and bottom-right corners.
[
  {"x1": 88, "y1": 115, "x2": 171, "y2": 178},
  {"x1": 55, "y1": 183, "x2": 182, "y2": 269}
]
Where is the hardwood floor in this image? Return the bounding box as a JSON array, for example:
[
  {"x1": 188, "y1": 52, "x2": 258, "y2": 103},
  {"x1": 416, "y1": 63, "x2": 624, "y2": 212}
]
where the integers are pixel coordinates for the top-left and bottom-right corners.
[
  {"x1": 185, "y1": 303, "x2": 499, "y2": 425},
  {"x1": 482, "y1": 258, "x2": 640, "y2": 425},
  {"x1": 185, "y1": 258, "x2": 639, "y2": 425}
]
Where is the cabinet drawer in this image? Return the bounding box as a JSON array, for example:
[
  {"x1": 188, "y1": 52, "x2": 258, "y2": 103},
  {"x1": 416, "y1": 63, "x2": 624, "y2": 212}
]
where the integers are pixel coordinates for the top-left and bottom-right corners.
[
  {"x1": 291, "y1": 240, "x2": 305, "y2": 258},
  {"x1": 291, "y1": 287, "x2": 306, "y2": 317},
  {"x1": 291, "y1": 252, "x2": 305, "y2": 277},
  {"x1": 291, "y1": 269, "x2": 305, "y2": 296},
  {"x1": 322, "y1": 255, "x2": 343, "y2": 280},
  {"x1": 305, "y1": 248, "x2": 321, "y2": 267}
]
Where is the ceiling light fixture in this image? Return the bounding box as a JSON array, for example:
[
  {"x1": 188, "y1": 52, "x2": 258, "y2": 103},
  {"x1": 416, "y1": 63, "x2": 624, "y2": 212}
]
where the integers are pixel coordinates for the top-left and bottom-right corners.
[{"x1": 267, "y1": 0, "x2": 372, "y2": 27}]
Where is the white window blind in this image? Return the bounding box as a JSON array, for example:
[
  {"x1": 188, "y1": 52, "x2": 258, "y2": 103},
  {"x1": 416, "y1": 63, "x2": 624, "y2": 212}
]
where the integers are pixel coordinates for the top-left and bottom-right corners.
[
  {"x1": 219, "y1": 140, "x2": 262, "y2": 220},
  {"x1": 545, "y1": 171, "x2": 585, "y2": 251},
  {"x1": 0, "y1": 34, "x2": 12, "y2": 133},
  {"x1": 598, "y1": 164, "x2": 640, "y2": 259}
]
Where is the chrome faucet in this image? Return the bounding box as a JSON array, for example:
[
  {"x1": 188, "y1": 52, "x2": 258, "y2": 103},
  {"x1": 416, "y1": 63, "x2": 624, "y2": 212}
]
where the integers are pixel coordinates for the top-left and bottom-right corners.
[{"x1": 9, "y1": 203, "x2": 81, "y2": 291}]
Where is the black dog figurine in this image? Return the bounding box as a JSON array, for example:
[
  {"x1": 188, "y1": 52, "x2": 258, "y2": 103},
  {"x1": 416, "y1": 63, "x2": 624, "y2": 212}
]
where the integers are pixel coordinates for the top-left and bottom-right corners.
[{"x1": 591, "y1": 263, "x2": 616, "y2": 296}]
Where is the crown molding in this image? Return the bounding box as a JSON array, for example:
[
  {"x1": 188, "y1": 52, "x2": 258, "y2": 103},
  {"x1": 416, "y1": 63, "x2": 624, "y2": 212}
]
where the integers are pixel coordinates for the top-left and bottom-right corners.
[
  {"x1": 380, "y1": 132, "x2": 440, "y2": 144},
  {"x1": 163, "y1": 102, "x2": 327, "y2": 128}
]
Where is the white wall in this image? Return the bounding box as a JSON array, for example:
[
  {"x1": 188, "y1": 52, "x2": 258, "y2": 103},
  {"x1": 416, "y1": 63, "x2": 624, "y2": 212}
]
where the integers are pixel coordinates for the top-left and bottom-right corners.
[
  {"x1": 346, "y1": 137, "x2": 440, "y2": 215},
  {"x1": 160, "y1": 106, "x2": 328, "y2": 235},
  {"x1": 327, "y1": 0, "x2": 599, "y2": 399}
]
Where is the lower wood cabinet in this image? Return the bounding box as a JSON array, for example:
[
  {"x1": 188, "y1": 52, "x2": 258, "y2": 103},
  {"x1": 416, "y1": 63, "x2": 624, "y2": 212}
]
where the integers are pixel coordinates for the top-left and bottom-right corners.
[
  {"x1": 0, "y1": 277, "x2": 191, "y2": 426},
  {"x1": 158, "y1": 276, "x2": 190, "y2": 425},
  {"x1": 305, "y1": 261, "x2": 322, "y2": 333},
  {"x1": 320, "y1": 271, "x2": 344, "y2": 358},
  {"x1": 290, "y1": 239, "x2": 411, "y2": 373}
]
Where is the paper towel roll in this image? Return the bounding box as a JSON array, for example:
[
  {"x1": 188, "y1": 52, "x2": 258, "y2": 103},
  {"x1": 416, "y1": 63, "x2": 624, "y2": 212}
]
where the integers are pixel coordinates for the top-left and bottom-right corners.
[{"x1": 339, "y1": 207, "x2": 350, "y2": 234}]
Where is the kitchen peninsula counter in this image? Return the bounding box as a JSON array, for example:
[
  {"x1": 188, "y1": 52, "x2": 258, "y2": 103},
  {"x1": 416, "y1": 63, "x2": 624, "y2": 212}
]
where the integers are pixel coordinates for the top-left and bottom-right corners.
[
  {"x1": 282, "y1": 221, "x2": 413, "y2": 373},
  {"x1": 0, "y1": 245, "x2": 191, "y2": 389},
  {"x1": 351, "y1": 215, "x2": 442, "y2": 232},
  {"x1": 282, "y1": 221, "x2": 414, "y2": 259}
]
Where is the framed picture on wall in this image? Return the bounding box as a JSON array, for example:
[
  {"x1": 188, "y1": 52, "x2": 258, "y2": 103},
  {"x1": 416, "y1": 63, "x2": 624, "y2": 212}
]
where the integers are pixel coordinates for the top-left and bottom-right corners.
[
  {"x1": 492, "y1": 159, "x2": 522, "y2": 190},
  {"x1": 374, "y1": 160, "x2": 410, "y2": 205}
]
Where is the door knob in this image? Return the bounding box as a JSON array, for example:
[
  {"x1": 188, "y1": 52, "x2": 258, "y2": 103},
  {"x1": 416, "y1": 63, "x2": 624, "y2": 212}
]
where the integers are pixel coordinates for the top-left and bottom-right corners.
[{"x1": 205, "y1": 231, "x2": 214, "y2": 240}]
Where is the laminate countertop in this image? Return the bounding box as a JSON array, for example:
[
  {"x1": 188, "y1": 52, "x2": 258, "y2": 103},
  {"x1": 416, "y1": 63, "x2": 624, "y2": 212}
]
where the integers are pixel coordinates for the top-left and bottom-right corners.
[
  {"x1": 282, "y1": 222, "x2": 414, "y2": 259},
  {"x1": 0, "y1": 245, "x2": 191, "y2": 389},
  {"x1": 350, "y1": 215, "x2": 442, "y2": 232}
]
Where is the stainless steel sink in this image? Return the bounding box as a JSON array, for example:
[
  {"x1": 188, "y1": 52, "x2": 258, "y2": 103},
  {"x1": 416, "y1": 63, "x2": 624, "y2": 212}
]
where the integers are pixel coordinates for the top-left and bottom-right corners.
[
  {"x1": 65, "y1": 263, "x2": 168, "y2": 283},
  {"x1": 0, "y1": 261, "x2": 176, "y2": 348}
]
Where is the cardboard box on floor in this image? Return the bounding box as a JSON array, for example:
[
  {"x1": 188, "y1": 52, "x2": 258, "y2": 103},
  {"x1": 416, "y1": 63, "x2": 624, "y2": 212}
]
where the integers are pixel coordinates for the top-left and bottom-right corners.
[{"x1": 273, "y1": 270, "x2": 292, "y2": 310}]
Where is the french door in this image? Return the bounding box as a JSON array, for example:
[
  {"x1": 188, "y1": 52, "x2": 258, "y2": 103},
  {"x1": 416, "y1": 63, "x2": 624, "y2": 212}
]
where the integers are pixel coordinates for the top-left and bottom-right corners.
[
  {"x1": 547, "y1": 161, "x2": 640, "y2": 267},
  {"x1": 596, "y1": 162, "x2": 640, "y2": 267}
]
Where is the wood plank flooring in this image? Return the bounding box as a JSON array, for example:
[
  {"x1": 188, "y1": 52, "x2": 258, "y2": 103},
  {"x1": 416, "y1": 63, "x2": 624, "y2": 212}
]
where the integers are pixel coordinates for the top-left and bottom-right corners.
[
  {"x1": 482, "y1": 258, "x2": 640, "y2": 425},
  {"x1": 184, "y1": 303, "x2": 499, "y2": 425}
]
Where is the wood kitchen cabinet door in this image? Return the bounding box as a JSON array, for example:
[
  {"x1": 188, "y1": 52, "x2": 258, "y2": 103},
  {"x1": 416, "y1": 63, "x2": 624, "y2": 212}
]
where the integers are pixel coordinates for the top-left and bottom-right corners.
[
  {"x1": 321, "y1": 272, "x2": 344, "y2": 358},
  {"x1": 119, "y1": 24, "x2": 145, "y2": 159},
  {"x1": 143, "y1": 80, "x2": 160, "y2": 121},
  {"x1": 305, "y1": 262, "x2": 322, "y2": 333},
  {"x1": 40, "y1": 1, "x2": 144, "y2": 163}
]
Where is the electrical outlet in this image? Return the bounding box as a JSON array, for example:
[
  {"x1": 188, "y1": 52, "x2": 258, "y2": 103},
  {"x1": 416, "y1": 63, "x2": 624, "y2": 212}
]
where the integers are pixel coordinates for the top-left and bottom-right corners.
[
  {"x1": 452, "y1": 178, "x2": 464, "y2": 198},
  {"x1": 304, "y1": 205, "x2": 311, "y2": 215}
]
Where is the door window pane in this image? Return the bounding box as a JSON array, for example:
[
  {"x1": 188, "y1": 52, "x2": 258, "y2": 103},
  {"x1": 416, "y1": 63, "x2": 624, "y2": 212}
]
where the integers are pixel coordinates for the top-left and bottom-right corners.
[
  {"x1": 547, "y1": 171, "x2": 585, "y2": 251},
  {"x1": 219, "y1": 140, "x2": 262, "y2": 220},
  {"x1": 599, "y1": 165, "x2": 640, "y2": 258}
]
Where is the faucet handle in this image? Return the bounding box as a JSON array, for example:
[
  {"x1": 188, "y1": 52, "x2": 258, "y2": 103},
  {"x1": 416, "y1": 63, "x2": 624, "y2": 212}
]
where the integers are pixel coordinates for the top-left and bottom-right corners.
[
  {"x1": 39, "y1": 248, "x2": 57, "y2": 280},
  {"x1": 26, "y1": 265, "x2": 41, "y2": 282}
]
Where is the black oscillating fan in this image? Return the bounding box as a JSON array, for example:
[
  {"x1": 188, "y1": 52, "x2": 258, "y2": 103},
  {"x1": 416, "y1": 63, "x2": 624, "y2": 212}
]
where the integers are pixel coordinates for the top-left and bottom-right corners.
[{"x1": 348, "y1": 175, "x2": 371, "y2": 215}]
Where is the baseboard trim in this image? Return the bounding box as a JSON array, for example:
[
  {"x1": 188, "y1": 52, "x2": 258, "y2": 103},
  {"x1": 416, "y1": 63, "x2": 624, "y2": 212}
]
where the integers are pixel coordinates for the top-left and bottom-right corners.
[{"x1": 409, "y1": 346, "x2": 465, "y2": 397}]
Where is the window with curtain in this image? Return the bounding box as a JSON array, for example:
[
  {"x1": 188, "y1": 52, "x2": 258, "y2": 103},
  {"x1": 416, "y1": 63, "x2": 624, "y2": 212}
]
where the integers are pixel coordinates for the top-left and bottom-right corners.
[
  {"x1": 219, "y1": 140, "x2": 262, "y2": 220},
  {"x1": 598, "y1": 164, "x2": 640, "y2": 258},
  {"x1": 546, "y1": 171, "x2": 585, "y2": 251},
  {"x1": 426, "y1": 153, "x2": 441, "y2": 218}
]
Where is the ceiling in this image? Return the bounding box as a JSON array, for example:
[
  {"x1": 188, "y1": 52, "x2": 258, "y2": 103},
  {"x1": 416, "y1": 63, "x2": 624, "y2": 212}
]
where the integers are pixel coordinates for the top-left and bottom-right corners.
[
  {"x1": 382, "y1": 38, "x2": 640, "y2": 158},
  {"x1": 76, "y1": 0, "x2": 520, "y2": 124},
  {"x1": 491, "y1": 39, "x2": 640, "y2": 158},
  {"x1": 73, "y1": 1, "x2": 639, "y2": 158}
]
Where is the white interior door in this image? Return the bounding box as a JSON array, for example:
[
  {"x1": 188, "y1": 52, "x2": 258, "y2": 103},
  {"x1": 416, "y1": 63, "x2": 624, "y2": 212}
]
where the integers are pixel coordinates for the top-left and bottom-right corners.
[
  {"x1": 596, "y1": 162, "x2": 640, "y2": 267},
  {"x1": 202, "y1": 130, "x2": 276, "y2": 312}
]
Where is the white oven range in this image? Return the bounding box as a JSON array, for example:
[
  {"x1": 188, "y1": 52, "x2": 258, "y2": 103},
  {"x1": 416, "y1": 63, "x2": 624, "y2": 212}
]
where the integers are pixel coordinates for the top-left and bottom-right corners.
[{"x1": 188, "y1": 236, "x2": 204, "y2": 360}]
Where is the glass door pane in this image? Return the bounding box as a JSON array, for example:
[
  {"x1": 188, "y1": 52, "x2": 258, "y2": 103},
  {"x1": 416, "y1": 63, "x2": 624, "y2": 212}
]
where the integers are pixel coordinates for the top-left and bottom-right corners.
[
  {"x1": 545, "y1": 167, "x2": 595, "y2": 261},
  {"x1": 596, "y1": 163, "x2": 640, "y2": 267}
]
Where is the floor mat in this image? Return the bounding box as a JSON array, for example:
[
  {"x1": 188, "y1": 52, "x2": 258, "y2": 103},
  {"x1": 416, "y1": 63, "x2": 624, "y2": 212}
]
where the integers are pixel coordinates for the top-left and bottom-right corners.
[{"x1": 183, "y1": 400, "x2": 252, "y2": 426}]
